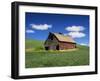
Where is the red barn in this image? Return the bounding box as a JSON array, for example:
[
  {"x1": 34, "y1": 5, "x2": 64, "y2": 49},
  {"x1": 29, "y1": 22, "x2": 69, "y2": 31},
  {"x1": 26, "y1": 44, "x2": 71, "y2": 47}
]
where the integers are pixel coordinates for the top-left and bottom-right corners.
[{"x1": 44, "y1": 32, "x2": 76, "y2": 50}]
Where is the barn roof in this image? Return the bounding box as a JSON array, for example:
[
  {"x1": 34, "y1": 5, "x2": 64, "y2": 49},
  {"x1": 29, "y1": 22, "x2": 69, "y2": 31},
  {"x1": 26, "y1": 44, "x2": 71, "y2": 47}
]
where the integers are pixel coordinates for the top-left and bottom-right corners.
[{"x1": 53, "y1": 33, "x2": 75, "y2": 43}]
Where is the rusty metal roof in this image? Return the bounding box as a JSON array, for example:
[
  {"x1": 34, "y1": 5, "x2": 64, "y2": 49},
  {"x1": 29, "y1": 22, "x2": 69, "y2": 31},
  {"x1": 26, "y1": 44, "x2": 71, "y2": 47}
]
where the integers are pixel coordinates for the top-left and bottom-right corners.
[{"x1": 53, "y1": 33, "x2": 76, "y2": 43}]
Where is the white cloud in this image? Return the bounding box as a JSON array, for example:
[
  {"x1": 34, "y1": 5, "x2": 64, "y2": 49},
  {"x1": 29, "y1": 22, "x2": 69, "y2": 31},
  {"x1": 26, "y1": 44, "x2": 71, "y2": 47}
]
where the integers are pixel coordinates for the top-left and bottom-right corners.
[
  {"x1": 80, "y1": 43, "x2": 88, "y2": 46},
  {"x1": 31, "y1": 24, "x2": 52, "y2": 30},
  {"x1": 65, "y1": 26, "x2": 85, "y2": 32},
  {"x1": 68, "y1": 32, "x2": 86, "y2": 38},
  {"x1": 26, "y1": 30, "x2": 35, "y2": 33},
  {"x1": 63, "y1": 33, "x2": 67, "y2": 36}
]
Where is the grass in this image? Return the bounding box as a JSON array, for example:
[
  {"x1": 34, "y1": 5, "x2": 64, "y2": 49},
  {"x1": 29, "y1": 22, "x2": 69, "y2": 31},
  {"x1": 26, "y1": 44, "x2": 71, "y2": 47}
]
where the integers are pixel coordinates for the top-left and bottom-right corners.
[
  {"x1": 25, "y1": 39, "x2": 89, "y2": 68},
  {"x1": 25, "y1": 39, "x2": 44, "y2": 49}
]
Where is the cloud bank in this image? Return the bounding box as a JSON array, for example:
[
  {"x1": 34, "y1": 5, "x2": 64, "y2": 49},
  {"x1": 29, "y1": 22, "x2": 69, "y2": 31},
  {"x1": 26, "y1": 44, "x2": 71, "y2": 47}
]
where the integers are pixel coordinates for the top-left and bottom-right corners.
[
  {"x1": 31, "y1": 24, "x2": 52, "y2": 30},
  {"x1": 65, "y1": 26, "x2": 85, "y2": 32},
  {"x1": 65, "y1": 25, "x2": 85, "y2": 38},
  {"x1": 26, "y1": 30, "x2": 35, "y2": 33},
  {"x1": 68, "y1": 32, "x2": 86, "y2": 38},
  {"x1": 80, "y1": 43, "x2": 88, "y2": 46}
]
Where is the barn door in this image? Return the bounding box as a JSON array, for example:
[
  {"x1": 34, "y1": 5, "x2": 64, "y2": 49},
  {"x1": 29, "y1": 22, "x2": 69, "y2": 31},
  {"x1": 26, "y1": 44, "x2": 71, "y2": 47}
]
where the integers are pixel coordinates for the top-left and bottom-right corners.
[
  {"x1": 45, "y1": 47, "x2": 49, "y2": 50},
  {"x1": 56, "y1": 45, "x2": 59, "y2": 50}
]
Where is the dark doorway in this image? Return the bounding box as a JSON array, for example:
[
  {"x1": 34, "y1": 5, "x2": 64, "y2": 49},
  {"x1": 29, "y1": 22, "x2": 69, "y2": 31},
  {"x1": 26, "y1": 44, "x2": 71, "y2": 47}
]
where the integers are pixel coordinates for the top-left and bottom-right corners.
[
  {"x1": 45, "y1": 47, "x2": 49, "y2": 50},
  {"x1": 75, "y1": 44, "x2": 77, "y2": 48},
  {"x1": 56, "y1": 45, "x2": 59, "y2": 50}
]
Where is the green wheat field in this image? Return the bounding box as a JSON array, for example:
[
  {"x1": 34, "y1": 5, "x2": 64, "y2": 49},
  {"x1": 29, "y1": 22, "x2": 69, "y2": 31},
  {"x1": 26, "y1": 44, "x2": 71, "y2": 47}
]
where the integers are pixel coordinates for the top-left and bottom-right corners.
[{"x1": 25, "y1": 40, "x2": 89, "y2": 68}]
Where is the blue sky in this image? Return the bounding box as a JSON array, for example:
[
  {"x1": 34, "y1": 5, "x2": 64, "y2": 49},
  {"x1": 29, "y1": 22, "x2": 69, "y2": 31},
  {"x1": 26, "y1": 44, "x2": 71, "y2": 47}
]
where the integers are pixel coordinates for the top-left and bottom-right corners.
[{"x1": 25, "y1": 12, "x2": 89, "y2": 46}]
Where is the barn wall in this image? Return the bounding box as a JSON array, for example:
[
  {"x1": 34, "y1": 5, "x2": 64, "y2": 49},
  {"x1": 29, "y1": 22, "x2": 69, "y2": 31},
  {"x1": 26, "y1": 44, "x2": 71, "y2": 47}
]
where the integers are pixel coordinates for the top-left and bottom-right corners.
[
  {"x1": 44, "y1": 35, "x2": 59, "y2": 46},
  {"x1": 53, "y1": 36, "x2": 59, "y2": 44},
  {"x1": 59, "y1": 42, "x2": 76, "y2": 50},
  {"x1": 44, "y1": 34, "x2": 59, "y2": 50},
  {"x1": 44, "y1": 33, "x2": 76, "y2": 50}
]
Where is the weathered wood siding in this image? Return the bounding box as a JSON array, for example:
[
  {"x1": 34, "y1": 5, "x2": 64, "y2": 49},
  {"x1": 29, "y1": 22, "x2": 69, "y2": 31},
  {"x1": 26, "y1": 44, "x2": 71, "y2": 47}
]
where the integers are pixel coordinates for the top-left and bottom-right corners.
[
  {"x1": 44, "y1": 33, "x2": 76, "y2": 50},
  {"x1": 59, "y1": 42, "x2": 76, "y2": 50},
  {"x1": 44, "y1": 35, "x2": 59, "y2": 50},
  {"x1": 44, "y1": 35, "x2": 58, "y2": 47}
]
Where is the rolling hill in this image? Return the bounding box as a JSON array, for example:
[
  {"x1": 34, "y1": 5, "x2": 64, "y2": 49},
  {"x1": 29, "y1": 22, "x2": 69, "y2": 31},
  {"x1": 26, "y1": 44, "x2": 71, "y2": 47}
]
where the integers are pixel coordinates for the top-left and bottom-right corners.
[
  {"x1": 25, "y1": 39, "x2": 89, "y2": 68},
  {"x1": 25, "y1": 39, "x2": 44, "y2": 49}
]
